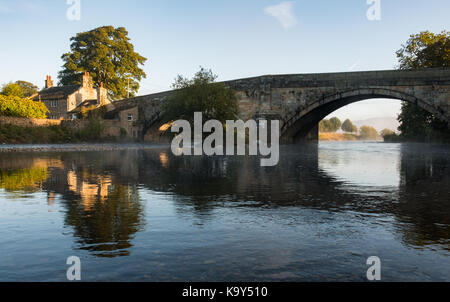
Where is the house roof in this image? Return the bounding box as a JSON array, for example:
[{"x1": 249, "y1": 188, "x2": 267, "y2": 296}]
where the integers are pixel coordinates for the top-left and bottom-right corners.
[
  {"x1": 33, "y1": 85, "x2": 81, "y2": 100},
  {"x1": 68, "y1": 99, "x2": 99, "y2": 114}
]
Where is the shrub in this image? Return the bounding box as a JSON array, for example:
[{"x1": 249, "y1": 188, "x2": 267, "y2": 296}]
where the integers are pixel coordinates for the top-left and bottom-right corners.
[{"x1": 0, "y1": 95, "x2": 49, "y2": 119}]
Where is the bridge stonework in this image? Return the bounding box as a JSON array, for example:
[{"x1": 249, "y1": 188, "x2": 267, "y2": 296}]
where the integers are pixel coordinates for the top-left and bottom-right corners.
[{"x1": 107, "y1": 68, "x2": 450, "y2": 143}]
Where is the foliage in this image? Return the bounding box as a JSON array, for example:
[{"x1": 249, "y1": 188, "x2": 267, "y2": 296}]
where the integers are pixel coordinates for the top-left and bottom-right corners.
[
  {"x1": 0, "y1": 95, "x2": 49, "y2": 119},
  {"x1": 341, "y1": 119, "x2": 358, "y2": 133},
  {"x1": 380, "y1": 129, "x2": 395, "y2": 137},
  {"x1": 329, "y1": 117, "x2": 342, "y2": 132},
  {"x1": 15, "y1": 81, "x2": 39, "y2": 97},
  {"x1": 58, "y1": 26, "x2": 147, "y2": 100},
  {"x1": 319, "y1": 117, "x2": 341, "y2": 133},
  {"x1": 396, "y1": 30, "x2": 450, "y2": 141},
  {"x1": 0, "y1": 122, "x2": 108, "y2": 144},
  {"x1": 120, "y1": 127, "x2": 127, "y2": 137},
  {"x1": 1, "y1": 82, "x2": 24, "y2": 97},
  {"x1": 380, "y1": 128, "x2": 401, "y2": 142},
  {"x1": 76, "y1": 118, "x2": 105, "y2": 141},
  {"x1": 1, "y1": 81, "x2": 39, "y2": 98},
  {"x1": 397, "y1": 30, "x2": 449, "y2": 69},
  {"x1": 163, "y1": 67, "x2": 239, "y2": 124},
  {"x1": 0, "y1": 124, "x2": 73, "y2": 144},
  {"x1": 359, "y1": 126, "x2": 380, "y2": 140},
  {"x1": 397, "y1": 102, "x2": 449, "y2": 141}
]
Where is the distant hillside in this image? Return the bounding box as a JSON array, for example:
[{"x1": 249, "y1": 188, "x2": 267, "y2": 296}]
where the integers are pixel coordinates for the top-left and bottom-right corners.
[{"x1": 353, "y1": 117, "x2": 399, "y2": 132}]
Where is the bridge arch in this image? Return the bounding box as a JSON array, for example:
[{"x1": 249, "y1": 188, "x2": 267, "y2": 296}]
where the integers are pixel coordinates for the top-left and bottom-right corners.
[{"x1": 280, "y1": 88, "x2": 448, "y2": 143}]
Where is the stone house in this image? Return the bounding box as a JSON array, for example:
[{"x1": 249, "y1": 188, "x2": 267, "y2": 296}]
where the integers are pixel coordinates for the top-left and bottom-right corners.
[{"x1": 33, "y1": 72, "x2": 110, "y2": 120}]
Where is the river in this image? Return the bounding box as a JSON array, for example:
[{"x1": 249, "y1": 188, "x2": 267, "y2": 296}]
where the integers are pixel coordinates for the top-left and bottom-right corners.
[{"x1": 0, "y1": 142, "x2": 449, "y2": 281}]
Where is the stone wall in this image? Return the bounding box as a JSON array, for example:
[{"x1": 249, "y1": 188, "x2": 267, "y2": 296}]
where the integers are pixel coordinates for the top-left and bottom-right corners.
[
  {"x1": 0, "y1": 116, "x2": 61, "y2": 127},
  {"x1": 61, "y1": 118, "x2": 142, "y2": 140}
]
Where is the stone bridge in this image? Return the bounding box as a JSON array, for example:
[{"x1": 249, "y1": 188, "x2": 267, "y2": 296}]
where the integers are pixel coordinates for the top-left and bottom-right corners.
[{"x1": 105, "y1": 68, "x2": 450, "y2": 143}]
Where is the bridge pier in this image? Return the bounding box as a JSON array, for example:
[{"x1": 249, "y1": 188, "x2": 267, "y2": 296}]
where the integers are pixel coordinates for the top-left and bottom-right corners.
[{"x1": 280, "y1": 124, "x2": 319, "y2": 144}]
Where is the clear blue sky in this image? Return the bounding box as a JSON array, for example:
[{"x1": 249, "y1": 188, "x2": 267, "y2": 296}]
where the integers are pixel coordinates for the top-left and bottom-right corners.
[{"x1": 1, "y1": 0, "x2": 449, "y2": 121}]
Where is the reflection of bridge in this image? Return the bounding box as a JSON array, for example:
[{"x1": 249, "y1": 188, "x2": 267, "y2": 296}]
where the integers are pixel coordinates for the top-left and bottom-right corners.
[{"x1": 105, "y1": 68, "x2": 450, "y2": 143}]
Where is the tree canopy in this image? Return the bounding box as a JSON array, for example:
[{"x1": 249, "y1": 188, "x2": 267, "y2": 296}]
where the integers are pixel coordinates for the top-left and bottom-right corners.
[
  {"x1": 319, "y1": 117, "x2": 342, "y2": 133},
  {"x1": 396, "y1": 30, "x2": 450, "y2": 141},
  {"x1": 341, "y1": 119, "x2": 358, "y2": 133},
  {"x1": 1, "y1": 83, "x2": 24, "y2": 97},
  {"x1": 58, "y1": 26, "x2": 147, "y2": 100},
  {"x1": 15, "y1": 81, "x2": 39, "y2": 97},
  {"x1": 397, "y1": 31, "x2": 449, "y2": 69},
  {"x1": 162, "y1": 67, "x2": 239, "y2": 124},
  {"x1": 1, "y1": 81, "x2": 39, "y2": 98},
  {"x1": 359, "y1": 126, "x2": 380, "y2": 140}
]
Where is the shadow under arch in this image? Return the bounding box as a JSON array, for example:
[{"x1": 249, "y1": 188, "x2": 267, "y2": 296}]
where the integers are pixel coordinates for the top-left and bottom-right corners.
[{"x1": 281, "y1": 88, "x2": 449, "y2": 143}]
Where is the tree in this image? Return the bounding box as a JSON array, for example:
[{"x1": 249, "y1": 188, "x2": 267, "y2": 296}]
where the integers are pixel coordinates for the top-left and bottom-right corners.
[
  {"x1": 359, "y1": 126, "x2": 380, "y2": 140},
  {"x1": 380, "y1": 129, "x2": 395, "y2": 137},
  {"x1": 380, "y1": 129, "x2": 400, "y2": 142},
  {"x1": 58, "y1": 26, "x2": 147, "y2": 100},
  {"x1": 396, "y1": 31, "x2": 450, "y2": 141},
  {"x1": 329, "y1": 117, "x2": 342, "y2": 132},
  {"x1": 163, "y1": 67, "x2": 238, "y2": 124},
  {"x1": 319, "y1": 119, "x2": 332, "y2": 132},
  {"x1": 341, "y1": 119, "x2": 358, "y2": 133},
  {"x1": 1, "y1": 82, "x2": 24, "y2": 97},
  {"x1": 15, "y1": 81, "x2": 39, "y2": 97},
  {"x1": 397, "y1": 31, "x2": 449, "y2": 69},
  {"x1": 319, "y1": 117, "x2": 341, "y2": 133}
]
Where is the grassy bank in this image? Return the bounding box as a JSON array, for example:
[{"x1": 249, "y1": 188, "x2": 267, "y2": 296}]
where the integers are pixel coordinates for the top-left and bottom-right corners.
[
  {"x1": 0, "y1": 120, "x2": 117, "y2": 144},
  {"x1": 319, "y1": 133, "x2": 359, "y2": 141}
]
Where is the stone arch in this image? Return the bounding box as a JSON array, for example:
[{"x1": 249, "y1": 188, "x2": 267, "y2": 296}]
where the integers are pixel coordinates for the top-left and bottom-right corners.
[{"x1": 281, "y1": 88, "x2": 448, "y2": 143}]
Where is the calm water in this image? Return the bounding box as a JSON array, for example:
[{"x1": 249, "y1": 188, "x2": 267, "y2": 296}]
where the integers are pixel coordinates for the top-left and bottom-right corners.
[{"x1": 0, "y1": 142, "x2": 449, "y2": 282}]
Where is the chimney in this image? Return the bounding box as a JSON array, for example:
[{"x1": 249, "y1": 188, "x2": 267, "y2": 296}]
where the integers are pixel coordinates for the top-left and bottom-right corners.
[
  {"x1": 97, "y1": 81, "x2": 106, "y2": 105},
  {"x1": 45, "y1": 75, "x2": 54, "y2": 89},
  {"x1": 82, "y1": 72, "x2": 92, "y2": 88}
]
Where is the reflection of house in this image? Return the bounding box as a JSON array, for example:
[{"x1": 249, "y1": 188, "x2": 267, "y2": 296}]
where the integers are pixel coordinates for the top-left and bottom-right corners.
[
  {"x1": 33, "y1": 72, "x2": 110, "y2": 120},
  {"x1": 67, "y1": 171, "x2": 112, "y2": 211}
]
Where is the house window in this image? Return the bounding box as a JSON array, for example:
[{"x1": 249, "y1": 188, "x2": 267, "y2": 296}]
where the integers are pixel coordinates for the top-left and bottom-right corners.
[
  {"x1": 50, "y1": 100, "x2": 58, "y2": 108},
  {"x1": 127, "y1": 114, "x2": 133, "y2": 121}
]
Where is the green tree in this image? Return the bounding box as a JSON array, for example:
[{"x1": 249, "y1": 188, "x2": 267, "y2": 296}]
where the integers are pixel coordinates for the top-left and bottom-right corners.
[
  {"x1": 380, "y1": 128, "x2": 399, "y2": 142},
  {"x1": 329, "y1": 117, "x2": 342, "y2": 132},
  {"x1": 163, "y1": 67, "x2": 238, "y2": 124},
  {"x1": 15, "y1": 81, "x2": 39, "y2": 97},
  {"x1": 58, "y1": 26, "x2": 147, "y2": 100},
  {"x1": 341, "y1": 119, "x2": 358, "y2": 133},
  {"x1": 359, "y1": 126, "x2": 380, "y2": 140},
  {"x1": 1, "y1": 82, "x2": 24, "y2": 97},
  {"x1": 380, "y1": 129, "x2": 395, "y2": 137},
  {"x1": 319, "y1": 119, "x2": 332, "y2": 132},
  {"x1": 396, "y1": 30, "x2": 450, "y2": 141}
]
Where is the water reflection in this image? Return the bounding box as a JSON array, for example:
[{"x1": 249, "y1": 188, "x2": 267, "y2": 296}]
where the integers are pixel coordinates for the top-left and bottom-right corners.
[{"x1": 0, "y1": 143, "x2": 449, "y2": 264}]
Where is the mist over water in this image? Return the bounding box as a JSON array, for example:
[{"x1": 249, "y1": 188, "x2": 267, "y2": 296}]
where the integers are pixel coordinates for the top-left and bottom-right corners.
[{"x1": 0, "y1": 142, "x2": 449, "y2": 281}]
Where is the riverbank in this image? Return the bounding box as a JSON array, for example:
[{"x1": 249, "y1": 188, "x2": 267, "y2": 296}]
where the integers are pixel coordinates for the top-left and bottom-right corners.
[
  {"x1": 319, "y1": 133, "x2": 360, "y2": 141},
  {"x1": 0, "y1": 122, "x2": 127, "y2": 144},
  {"x1": 0, "y1": 143, "x2": 169, "y2": 153}
]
